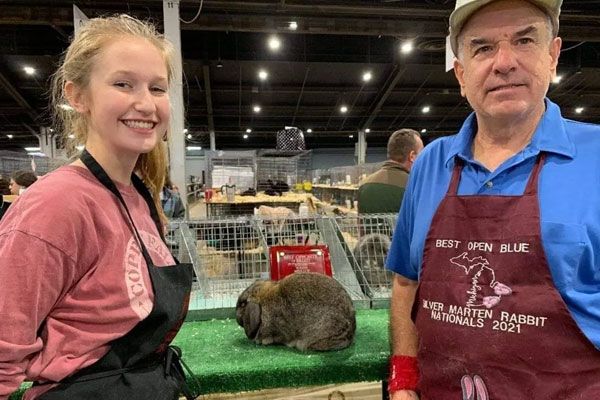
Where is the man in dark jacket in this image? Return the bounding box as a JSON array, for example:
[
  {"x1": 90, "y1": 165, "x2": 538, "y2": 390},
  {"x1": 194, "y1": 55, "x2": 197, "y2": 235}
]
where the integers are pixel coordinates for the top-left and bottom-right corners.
[{"x1": 357, "y1": 129, "x2": 423, "y2": 214}]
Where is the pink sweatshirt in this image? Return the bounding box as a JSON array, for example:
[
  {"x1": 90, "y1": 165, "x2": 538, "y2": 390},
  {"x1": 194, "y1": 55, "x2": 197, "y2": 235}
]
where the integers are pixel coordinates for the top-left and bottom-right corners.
[{"x1": 0, "y1": 166, "x2": 175, "y2": 399}]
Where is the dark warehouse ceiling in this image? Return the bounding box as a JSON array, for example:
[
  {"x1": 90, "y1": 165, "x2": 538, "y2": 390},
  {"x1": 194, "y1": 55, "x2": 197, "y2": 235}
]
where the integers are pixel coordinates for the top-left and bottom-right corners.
[{"x1": 1, "y1": 0, "x2": 600, "y2": 153}]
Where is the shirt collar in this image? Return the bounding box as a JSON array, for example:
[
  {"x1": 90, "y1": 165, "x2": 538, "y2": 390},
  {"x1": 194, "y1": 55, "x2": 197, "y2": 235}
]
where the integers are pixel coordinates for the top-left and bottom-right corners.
[
  {"x1": 444, "y1": 98, "x2": 576, "y2": 167},
  {"x1": 382, "y1": 160, "x2": 410, "y2": 174}
]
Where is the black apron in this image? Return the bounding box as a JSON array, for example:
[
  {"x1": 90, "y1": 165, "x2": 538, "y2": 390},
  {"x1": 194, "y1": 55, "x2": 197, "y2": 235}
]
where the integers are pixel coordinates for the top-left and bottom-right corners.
[{"x1": 35, "y1": 150, "x2": 196, "y2": 400}]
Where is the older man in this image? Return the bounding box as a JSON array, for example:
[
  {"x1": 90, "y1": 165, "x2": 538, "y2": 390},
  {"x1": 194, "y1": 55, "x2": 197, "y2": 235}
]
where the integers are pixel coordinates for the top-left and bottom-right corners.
[
  {"x1": 357, "y1": 129, "x2": 423, "y2": 214},
  {"x1": 386, "y1": 1, "x2": 600, "y2": 399}
]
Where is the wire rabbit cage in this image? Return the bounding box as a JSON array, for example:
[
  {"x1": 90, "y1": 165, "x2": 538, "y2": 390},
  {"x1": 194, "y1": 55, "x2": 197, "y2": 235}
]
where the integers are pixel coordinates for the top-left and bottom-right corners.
[
  {"x1": 333, "y1": 213, "x2": 397, "y2": 308},
  {"x1": 0, "y1": 151, "x2": 66, "y2": 177},
  {"x1": 256, "y1": 150, "x2": 312, "y2": 191},
  {"x1": 165, "y1": 214, "x2": 381, "y2": 318},
  {"x1": 311, "y1": 162, "x2": 384, "y2": 186},
  {"x1": 205, "y1": 150, "x2": 257, "y2": 191}
]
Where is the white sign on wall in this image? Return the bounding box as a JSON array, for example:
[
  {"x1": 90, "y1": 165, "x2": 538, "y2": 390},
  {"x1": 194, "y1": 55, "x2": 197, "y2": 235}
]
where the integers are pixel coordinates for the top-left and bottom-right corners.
[
  {"x1": 445, "y1": 35, "x2": 454, "y2": 72},
  {"x1": 73, "y1": 5, "x2": 89, "y2": 35}
]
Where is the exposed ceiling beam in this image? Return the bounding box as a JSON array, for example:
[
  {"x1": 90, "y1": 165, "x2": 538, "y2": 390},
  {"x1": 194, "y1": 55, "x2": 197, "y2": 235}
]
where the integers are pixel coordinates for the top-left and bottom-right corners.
[
  {"x1": 192, "y1": 85, "x2": 460, "y2": 96},
  {"x1": 180, "y1": 14, "x2": 448, "y2": 38},
  {"x1": 360, "y1": 65, "x2": 405, "y2": 131},
  {"x1": 291, "y1": 66, "x2": 310, "y2": 125},
  {"x1": 201, "y1": 65, "x2": 215, "y2": 134},
  {"x1": 0, "y1": 70, "x2": 38, "y2": 121},
  {"x1": 2, "y1": 5, "x2": 600, "y2": 41}
]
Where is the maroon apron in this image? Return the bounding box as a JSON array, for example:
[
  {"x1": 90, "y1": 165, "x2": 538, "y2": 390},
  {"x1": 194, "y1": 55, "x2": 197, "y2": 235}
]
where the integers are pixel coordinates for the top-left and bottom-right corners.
[{"x1": 413, "y1": 154, "x2": 600, "y2": 399}]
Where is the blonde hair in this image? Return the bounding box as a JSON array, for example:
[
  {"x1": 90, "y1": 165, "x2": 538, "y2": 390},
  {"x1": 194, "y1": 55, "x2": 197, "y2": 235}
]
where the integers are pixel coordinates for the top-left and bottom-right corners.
[{"x1": 51, "y1": 14, "x2": 174, "y2": 224}]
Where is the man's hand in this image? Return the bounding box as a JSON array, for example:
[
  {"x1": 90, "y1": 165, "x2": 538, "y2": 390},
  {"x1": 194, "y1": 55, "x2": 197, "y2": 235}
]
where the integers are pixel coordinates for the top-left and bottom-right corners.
[{"x1": 391, "y1": 390, "x2": 419, "y2": 400}]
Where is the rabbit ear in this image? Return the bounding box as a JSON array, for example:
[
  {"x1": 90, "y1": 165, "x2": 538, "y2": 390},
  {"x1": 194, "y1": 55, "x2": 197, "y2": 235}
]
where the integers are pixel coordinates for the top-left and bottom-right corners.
[
  {"x1": 461, "y1": 375, "x2": 475, "y2": 400},
  {"x1": 473, "y1": 375, "x2": 489, "y2": 400},
  {"x1": 242, "y1": 300, "x2": 262, "y2": 339}
]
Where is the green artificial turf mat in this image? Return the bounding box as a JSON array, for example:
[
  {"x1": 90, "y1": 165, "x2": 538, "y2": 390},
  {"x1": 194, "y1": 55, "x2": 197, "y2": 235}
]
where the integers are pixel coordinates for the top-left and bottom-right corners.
[
  {"x1": 11, "y1": 309, "x2": 390, "y2": 398},
  {"x1": 172, "y1": 308, "x2": 390, "y2": 394}
]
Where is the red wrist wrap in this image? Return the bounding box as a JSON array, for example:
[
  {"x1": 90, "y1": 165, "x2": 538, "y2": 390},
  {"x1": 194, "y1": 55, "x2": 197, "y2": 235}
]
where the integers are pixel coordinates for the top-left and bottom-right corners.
[{"x1": 388, "y1": 355, "x2": 419, "y2": 393}]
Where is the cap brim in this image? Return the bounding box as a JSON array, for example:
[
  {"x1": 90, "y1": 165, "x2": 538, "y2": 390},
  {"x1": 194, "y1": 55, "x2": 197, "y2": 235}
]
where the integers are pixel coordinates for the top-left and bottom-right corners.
[{"x1": 449, "y1": 0, "x2": 561, "y2": 56}]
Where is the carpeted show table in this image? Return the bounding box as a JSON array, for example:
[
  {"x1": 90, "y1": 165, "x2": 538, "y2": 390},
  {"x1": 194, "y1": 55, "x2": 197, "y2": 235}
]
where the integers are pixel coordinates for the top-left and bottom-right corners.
[{"x1": 11, "y1": 309, "x2": 390, "y2": 398}]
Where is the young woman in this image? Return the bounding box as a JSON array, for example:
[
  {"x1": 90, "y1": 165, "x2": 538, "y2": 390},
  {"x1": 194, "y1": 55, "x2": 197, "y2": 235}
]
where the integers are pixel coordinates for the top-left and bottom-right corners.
[{"x1": 0, "y1": 15, "x2": 194, "y2": 400}]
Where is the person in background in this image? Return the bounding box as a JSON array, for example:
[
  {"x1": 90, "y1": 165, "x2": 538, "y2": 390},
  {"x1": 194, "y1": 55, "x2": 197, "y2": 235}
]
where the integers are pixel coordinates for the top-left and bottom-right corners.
[
  {"x1": 0, "y1": 177, "x2": 11, "y2": 220},
  {"x1": 0, "y1": 177, "x2": 11, "y2": 195},
  {"x1": 386, "y1": 1, "x2": 600, "y2": 399},
  {"x1": 357, "y1": 129, "x2": 423, "y2": 214},
  {"x1": 0, "y1": 15, "x2": 195, "y2": 400},
  {"x1": 9, "y1": 170, "x2": 38, "y2": 195},
  {"x1": 161, "y1": 175, "x2": 185, "y2": 219}
]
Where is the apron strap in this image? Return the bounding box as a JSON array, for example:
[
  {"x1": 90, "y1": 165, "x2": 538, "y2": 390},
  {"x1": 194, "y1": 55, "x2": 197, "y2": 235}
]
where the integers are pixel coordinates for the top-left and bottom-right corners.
[
  {"x1": 80, "y1": 149, "x2": 158, "y2": 267},
  {"x1": 131, "y1": 174, "x2": 166, "y2": 242},
  {"x1": 447, "y1": 157, "x2": 464, "y2": 196},
  {"x1": 523, "y1": 153, "x2": 546, "y2": 196},
  {"x1": 448, "y1": 153, "x2": 545, "y2": 197}
]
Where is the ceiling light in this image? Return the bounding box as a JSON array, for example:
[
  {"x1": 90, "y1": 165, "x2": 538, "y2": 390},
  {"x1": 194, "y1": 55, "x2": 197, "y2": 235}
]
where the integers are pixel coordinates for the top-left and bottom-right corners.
[
  {"x1": 258, "y1": 70, "x2": 268, "y2": 81},
  {"x1": 400, "y1": 41, "x2": 414, "y2": 54},
  {"x1": 183, "y1": 128, "x2": 188, "y2": 134},
  {"x1": 216, "y1": 59, "x2": 224, "y2": 68},
  {"x1": 268, "y1": 36, "x2": 281, "y2": 51},
  {"x1": 421, "y1": 128, "x2": 427, "y2": 134},
  {"x1": 365, "y1": 128, "x2": 370, "y2": 133},
  {"x1": 68, "y1": 134, "x2": 75, "y2": 139},
  {"x1": 187, "y1": 134, "x2": 192, "y2": 139},
  {"x1": 24, "y1": 147, "x2": 40, "y2": 151},
  {"x1": 289, "y1": 21, "x2": 298, "y2": 31},
  {"x1": 59, "y1": 104, "x2": 74, "y2": 111},
  {"x1": 349, "y1": 135, "x2": 354, "y2": 138},
  {"x1": 23, "y1": 66, "x2": 36, "y2": 75},
  {"x1": 246, "y1": 128, "x2": 252, "y2": 133},
  {"x1": 186, "y1": 146, "x2": 202, "y2": 151},
  {"x1": 362, "y1": 71, "x2": 372, "y2": 82},
  {"x1": 575, "y1": 107, "x2": 584, "y2": 114},
  {"x1": 340, "y1": 105, "x2": 348, "y2": 113},
  {"x1": 306, "y1": 128, "x2": 312, "y2": 133},
  {"x1": 243, "y1": 134, "x2": 249, "y2": 139},
  {"x1": 422, "y1": 106, "x2": 431, "y2": 113},
  {"x1": 253, "y1": 105, "x2": 261, "y2": 113},
  {"x1": 6, "y1": 134, "x2": 13, "y2": 139},
  {"x1": 76, "y1": 145, "x2": 85, "y2": 151},
  {"x1": 552, "y1": 75, "x2": 563, "y2": 84}
]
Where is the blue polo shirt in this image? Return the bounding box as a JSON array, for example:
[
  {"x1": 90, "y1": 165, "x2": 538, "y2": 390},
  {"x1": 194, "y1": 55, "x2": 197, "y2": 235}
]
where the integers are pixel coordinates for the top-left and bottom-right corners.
[{"x1": 386, "y1": 99, "x2": 600, "y2": 348}]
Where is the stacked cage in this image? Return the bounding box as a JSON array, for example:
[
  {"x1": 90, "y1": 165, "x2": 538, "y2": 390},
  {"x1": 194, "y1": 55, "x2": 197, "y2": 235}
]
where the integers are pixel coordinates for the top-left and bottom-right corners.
[
  {"x1": 311, "y1": 162, "x2": 384, "y2": 186},
  {"x1": 0, "y1": 150, "x2": 65, "y2": 176},
  {"x1": 256, "y1": 150, "x2": 312, "y2": 191},
  {"x1": 356, "y1": 161, "x2": 385, "y2": 183},
  {"x1": 310, "y1": 162, "x2": 385, "y2": 208},
  {"x1": 206, "y1": 150, "x2": 257, "y2": 191},
  {"x1": 328, "y1": 165, "x2": 361, "y2": 186}
]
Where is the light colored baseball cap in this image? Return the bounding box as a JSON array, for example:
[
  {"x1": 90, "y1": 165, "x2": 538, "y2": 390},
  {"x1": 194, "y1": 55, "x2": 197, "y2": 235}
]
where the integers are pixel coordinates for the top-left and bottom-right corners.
[{"x1": 449, "y1": 0, "x2": 562, "y2": 56}]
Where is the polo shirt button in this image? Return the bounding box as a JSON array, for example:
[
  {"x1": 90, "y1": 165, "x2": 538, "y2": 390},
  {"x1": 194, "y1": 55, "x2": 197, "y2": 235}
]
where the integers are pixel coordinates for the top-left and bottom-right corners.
[{"x1": 486, "y1": 181, "x2": 493, "y2": 188}]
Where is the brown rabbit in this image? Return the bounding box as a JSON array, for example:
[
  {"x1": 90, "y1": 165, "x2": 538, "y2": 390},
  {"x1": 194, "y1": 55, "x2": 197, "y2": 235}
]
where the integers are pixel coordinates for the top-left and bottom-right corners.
[{"x1": 235, "y1": 272, "x2": 356, "y2": 351}]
